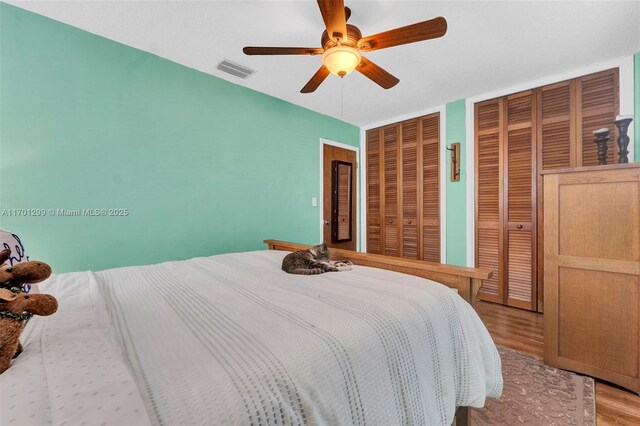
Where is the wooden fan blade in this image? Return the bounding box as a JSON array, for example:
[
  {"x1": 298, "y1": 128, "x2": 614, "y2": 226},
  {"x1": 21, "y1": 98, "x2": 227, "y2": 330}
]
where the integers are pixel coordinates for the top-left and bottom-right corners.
[
  {"x1": 358, "y1": 16, "x2": 447, "y2": 52},
  {"x1": 301, "y1": 66, "x2": 330, "y2": 93},
  {"x1": 356, "y1": 57, "x2": 399, "y2": 89},
  {"x1": 243, "y1": 47, "x2": 323, "y2": 56},
  {"x1": 317, "y1": 0, "x2": 348, "y2": 42}
]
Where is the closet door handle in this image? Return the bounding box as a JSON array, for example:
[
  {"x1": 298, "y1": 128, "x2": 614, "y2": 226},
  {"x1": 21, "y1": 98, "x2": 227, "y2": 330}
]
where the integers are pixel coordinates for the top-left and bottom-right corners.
[{"x1": 516, "y1": 224, "x2": 523, "y2": 230}]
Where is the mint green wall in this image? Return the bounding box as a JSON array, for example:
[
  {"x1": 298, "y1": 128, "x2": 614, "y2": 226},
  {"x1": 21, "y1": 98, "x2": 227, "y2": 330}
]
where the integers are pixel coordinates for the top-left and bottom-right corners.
[
  {"x1": 635, "y1": 52, "x2": 639, "y2": 162},
  {"x1": 0, "y1": 4, "x2": 359, "y2": 273},
  {"x1": 445, "y1": 100, "x2": 467, "y2": 266}
]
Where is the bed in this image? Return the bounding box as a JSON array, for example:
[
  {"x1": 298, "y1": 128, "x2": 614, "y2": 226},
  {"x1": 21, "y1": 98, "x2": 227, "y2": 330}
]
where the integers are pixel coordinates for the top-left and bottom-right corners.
[{"x1": 0, "y1": 242, "x2": 502, "y2": 425}]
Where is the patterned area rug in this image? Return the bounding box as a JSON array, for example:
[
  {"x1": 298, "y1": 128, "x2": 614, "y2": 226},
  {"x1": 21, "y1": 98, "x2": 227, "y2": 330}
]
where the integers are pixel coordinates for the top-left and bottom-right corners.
[{"x1": 471, "y1": 346, "x2": 595, "y2": 425}]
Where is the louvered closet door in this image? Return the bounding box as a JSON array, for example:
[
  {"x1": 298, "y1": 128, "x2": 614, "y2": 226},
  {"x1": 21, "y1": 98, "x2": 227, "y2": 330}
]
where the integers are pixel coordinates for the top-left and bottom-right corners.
[
  {"x1": 578, "y1": 69, "x2": 619, "y2": 166},
  {"x1": 538, "y1": 81, "x2": 576, "y2": 169},
  {"x1": 476, "y1": 99, "x2": 504, "y2": 303},
  {"x1": 536, "y1": 81, "x2": 575, "y2": 312},
  {"x1": 422, "y1": 113, "x2": 440, "y2": 262},
  {"x1": 473, "y1": 68, "x2": 620, "y2": 310},
  {"x1": 401, "y1": 119, "x2": 419, "y2": 259},
  {"x1": 366, "y1": 114, "x2": 440, "y2": 260},
  {"x1": 504, "y1": 91, "x2": 537, "y2": 310},
  {"x1": 383, "y1": 125, "x2": 400, "y2": 256},
  {"x1": 366, "y1": 129, "x2": 382, "y2": 254}
]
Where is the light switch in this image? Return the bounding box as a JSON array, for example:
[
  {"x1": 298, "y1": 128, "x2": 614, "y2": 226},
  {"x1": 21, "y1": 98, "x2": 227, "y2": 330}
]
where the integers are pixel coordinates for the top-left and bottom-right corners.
[{"x1": 311, "y1": 197, "x2": 318, "y2": 207}]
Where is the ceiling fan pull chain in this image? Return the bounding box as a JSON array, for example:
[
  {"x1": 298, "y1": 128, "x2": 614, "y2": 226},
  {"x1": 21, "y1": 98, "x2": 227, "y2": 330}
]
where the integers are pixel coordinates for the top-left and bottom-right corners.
[{"x1": 341, "y1": 77, "x2": 345, "y2": 120}]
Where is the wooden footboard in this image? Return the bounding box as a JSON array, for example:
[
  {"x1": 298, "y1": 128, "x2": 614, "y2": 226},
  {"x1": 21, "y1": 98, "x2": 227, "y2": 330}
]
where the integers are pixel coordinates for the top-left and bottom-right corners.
[
  {"x1": 264, "y1": 240, "x2": 492, "y2": 307},
  {"x1": 454, "y1": 406, "x2": 470, "y2": 425}
]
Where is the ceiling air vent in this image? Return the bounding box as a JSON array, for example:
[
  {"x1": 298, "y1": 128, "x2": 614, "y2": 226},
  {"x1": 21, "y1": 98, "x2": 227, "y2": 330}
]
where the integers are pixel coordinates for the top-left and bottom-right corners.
[{"x1": 216, "y1": 59, "x2": 255, "y2": 79}]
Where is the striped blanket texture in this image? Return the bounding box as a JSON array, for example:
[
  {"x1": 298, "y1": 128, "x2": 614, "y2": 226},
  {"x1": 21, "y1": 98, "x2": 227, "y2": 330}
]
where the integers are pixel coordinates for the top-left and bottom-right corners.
[{"x1": 0, "y1": 250, "x2": 501, "y2": 426}]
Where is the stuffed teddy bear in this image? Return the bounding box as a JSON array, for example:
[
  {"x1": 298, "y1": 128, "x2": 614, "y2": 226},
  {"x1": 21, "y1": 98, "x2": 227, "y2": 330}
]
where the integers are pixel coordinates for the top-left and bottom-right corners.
[
  {"x1": 0, "y1": 288, "x2": 58, "y2": 373},
  {"x1": 0, "y1": 248, "x2": 56, "y2": 374},
  {"x1": 0, "y1": 248, "x2": 52, "y2": 292}
]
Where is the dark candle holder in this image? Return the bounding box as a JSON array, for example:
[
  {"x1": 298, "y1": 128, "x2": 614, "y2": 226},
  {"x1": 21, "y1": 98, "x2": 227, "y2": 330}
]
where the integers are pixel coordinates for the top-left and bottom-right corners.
[
  {"x1": 613, "y1": 115, "x2": 634, "y2": 164},
  {"x1": 592, "y1": 128, "x2": 610, "y2": 165}
]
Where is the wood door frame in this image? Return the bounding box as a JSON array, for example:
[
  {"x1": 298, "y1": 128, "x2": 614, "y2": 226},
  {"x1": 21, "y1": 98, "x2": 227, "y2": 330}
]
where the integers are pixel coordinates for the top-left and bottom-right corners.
[
  {"x1": 319, "y1": 138, "x2": 359, "y2": 250},
  {"x1": 359, "y1": 105, "x2": 447, "y2": 262}
]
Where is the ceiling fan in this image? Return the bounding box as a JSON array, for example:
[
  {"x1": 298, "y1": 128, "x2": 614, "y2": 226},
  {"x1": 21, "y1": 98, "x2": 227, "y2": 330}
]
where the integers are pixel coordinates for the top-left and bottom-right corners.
[{"x1": 243, "y1": 0, "x2": 447, "y2": 93}]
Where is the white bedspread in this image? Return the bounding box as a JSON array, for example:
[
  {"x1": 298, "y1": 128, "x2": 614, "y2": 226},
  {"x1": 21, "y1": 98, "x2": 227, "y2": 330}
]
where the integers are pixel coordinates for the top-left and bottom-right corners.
[{"x1": 1, "y1": 250, "x2": 502, "y2": 425}]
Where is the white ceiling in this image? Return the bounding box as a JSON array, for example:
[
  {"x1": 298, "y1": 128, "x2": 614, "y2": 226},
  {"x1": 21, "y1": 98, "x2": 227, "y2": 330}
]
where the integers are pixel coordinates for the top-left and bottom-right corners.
[{"x1": 7, "y1": 1, "x2": 640, "y2": 127}]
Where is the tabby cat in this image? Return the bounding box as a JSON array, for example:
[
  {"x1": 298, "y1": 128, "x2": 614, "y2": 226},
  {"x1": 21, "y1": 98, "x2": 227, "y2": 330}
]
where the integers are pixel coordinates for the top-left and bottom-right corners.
[{"x1": 281, "y1": 243, "x2": 353, "y2": 275}]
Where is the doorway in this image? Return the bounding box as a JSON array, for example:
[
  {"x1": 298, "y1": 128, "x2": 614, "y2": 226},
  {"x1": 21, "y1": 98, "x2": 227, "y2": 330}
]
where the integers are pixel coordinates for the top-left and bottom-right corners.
[{"x1": 321, "y1": 141, "x2": 357, "y2": 251}]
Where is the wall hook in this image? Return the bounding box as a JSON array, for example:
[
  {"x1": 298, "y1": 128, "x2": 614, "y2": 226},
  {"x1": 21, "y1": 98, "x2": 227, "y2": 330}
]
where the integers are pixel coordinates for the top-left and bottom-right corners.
[{"x1": 447, "y1": 143, "x2": 461, "y2": 182}]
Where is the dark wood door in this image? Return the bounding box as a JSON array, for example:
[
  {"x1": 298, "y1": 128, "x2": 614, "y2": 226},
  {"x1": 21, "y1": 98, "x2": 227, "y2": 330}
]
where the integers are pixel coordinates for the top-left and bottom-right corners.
[
  {"x1": 536, "y1": 80, "x2": 575, "y2": 312},
  {"x1": 421, "y1": 114, "x2": 441, "y2": 262},
  {"x1": 366, "y1": 129, "x2": 382, "y2": 254},
  {"x1": 323, "y1": 144, "x2": 357, "y2": 251},
  {"x1": 504, "y1": 91, "x2": 537, "y2": 310},
  {"x1": 476, "y1": 98, "x2": 505, "y2": 304},
  {"x1": 382, "y1": 125, "x2": 400, "y2": 256},
  {"x1": 365, "y1": 113, "x2": 440, "y2": 261},
  {"x1": 476, "y1": 92, "x2": 539, "y2": 311},
  {"x1": 475, "y1": 68, "x2": 619, "y2": 312}
]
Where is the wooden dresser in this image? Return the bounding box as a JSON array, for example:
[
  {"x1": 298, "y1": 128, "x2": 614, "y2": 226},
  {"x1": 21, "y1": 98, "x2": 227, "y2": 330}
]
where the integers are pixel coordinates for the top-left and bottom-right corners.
[{"x1": 543, "y1": 163, "x2": 640, "y2": 393}]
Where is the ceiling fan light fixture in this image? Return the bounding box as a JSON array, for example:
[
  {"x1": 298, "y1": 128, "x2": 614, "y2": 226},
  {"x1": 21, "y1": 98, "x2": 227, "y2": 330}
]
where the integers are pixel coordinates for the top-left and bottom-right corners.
[
  {"x1": 243, "y1": 2, "x2": 447, "y2": 92},
  {"x1": 322, "y1": 45, "x2": 361, "y2": 77}
]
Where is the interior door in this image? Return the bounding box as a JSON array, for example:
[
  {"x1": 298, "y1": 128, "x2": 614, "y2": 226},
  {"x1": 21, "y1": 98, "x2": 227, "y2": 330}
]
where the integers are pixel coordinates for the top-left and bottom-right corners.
[
  {"x1": 323, "y1": 144, "x2": 357, "y2": 251},
  {"x1": 383, "y1": 125, "x2": 400, "y2": 256},
  {"x1": 366, "y1": 129, "x2": 382, "y2": 254},
  {"x1": 577, "y1": 68, "x2": 619, "y2": 166},
  {"x1": 365, "y1": 114, "x2": 440, "y2": 260},
  {"x1": 421, "y1": 113, "x2": 441, "y2": 263},
  {"x1": 536, "y1": 80, "x2": 575, "y2": 312},
  {"x1": 476, "y1": 98, "x2": 504, "y2": 303},
  {"x1": 504, "y1": 91, "x2": 537, "y2": 310},
  {"x1": 400, "y1": 119, "x2": 419, "y2": 259}
]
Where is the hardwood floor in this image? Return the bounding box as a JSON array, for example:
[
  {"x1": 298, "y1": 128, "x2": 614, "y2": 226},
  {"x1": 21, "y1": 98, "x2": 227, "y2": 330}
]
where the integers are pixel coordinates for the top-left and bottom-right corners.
[{"x1": 476, "y1": 301, "x2": 640, "y2": 425}]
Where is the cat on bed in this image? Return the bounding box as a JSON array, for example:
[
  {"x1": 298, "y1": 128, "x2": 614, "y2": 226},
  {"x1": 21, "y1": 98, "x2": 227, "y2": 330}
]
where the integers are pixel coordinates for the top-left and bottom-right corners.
[{"x1": 281, "y1": 243, "x2": 353, "y2": 275}]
